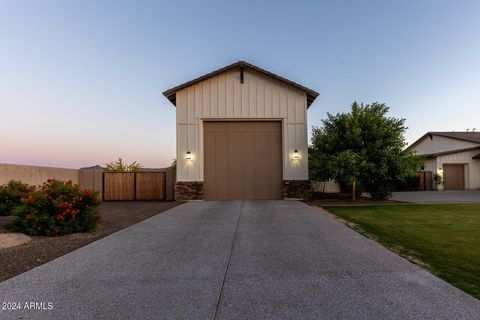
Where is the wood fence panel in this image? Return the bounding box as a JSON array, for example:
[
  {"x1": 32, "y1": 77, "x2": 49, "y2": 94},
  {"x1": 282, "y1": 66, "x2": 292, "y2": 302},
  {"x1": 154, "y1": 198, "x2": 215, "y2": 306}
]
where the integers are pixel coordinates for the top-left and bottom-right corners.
[
  {"x1": 417, "y1": 172, "x2": 425, "y2": 191},
  {"x1": 103, "y1": 173, "x2": 135, "y2": 201},
  {"x1": 425, "y1": 171, "x2": 433, "y2": 191},
  {"x1": 136, "y1": 172, "x2": 166, "y2": 200}
]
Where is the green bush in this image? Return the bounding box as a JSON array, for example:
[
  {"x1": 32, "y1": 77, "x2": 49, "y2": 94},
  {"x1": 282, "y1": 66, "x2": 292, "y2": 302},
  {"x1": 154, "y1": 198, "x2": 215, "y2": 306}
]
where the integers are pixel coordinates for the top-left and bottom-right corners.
[
  {"x1": 7, "y1": 179, "x2": 100, "y2": 236},
  {"x1": 395, "y1": 174, "x2": 420, "y2": 191},
  {"x1": 0, "y1": 180, "x2": 35, "y2": 216},
  {"x1": 370, "y1": 185, "x2": 393, "y2": 201},
  {"x1": 301, "y1": 190, "x2": 314, "y2": 202},
  {"x1": 301, "y1": 190, "x2": 339, "y2": 202},
  {"x1": 433, "y1": 173, "x2": 443, "y2": 186}
]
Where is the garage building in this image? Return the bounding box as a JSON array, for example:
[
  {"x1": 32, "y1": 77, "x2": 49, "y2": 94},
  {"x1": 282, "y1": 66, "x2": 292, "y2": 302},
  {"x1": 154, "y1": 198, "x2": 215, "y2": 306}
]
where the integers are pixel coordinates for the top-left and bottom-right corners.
[
  {"x1": 408, "y1": 131, "x2": 480, "y2": 191},
  {"x1": 163, "y1": 61, "x2": 319, "y2": 200}
]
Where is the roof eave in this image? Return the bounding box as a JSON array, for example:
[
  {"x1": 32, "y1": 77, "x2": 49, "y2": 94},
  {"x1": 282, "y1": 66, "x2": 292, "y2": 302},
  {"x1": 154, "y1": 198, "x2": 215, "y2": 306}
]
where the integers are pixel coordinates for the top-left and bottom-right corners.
[
  {"x1": 162, "y1": 61, "x2": 319, "y2": 108},
  {"x1": 407, "y1": 132, "x2": 432, "y2": 150},
  {"x1": 420, "y1": 146, "x2": 480, "y2": 158},
  {"x1": 431, "y1": 132, "x2": 480, "y2": 144},
  {"x1": 408, "y1": 131, "x2": 480, "y2": 150}
]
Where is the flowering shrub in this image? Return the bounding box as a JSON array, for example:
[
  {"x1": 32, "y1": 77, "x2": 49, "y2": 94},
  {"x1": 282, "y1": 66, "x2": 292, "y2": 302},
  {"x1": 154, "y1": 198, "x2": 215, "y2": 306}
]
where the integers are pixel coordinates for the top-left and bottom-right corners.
[
  {"x1": 7, "y1": 179, "x2": 100, "y2": 236},
  {"x1": 0, "y1": 180, "x2": 35, "y2": 216}
]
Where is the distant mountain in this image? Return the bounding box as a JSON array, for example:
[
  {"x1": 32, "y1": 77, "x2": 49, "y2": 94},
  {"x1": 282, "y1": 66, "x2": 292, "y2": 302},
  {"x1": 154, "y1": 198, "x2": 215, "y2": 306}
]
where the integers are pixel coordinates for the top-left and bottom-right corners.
[
  {"x1": 79, "y1": 165, "x2": 104, "y2": 170},
  {"x1": 79, "y1": 165, "x2": 171, "y2": 171},
  {"x1": 140, "y1": 167, "x2": 170, "y2": 172}
]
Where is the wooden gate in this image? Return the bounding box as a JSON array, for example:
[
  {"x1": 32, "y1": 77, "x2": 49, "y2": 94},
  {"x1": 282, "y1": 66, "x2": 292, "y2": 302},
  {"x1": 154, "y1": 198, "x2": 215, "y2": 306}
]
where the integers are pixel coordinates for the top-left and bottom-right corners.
[
  {"x1": 415, "y1": 171, "x2": 433, "y2": 191},
  {"x1": 103, "y1": 172, "x2": 166, "y2": 201}
]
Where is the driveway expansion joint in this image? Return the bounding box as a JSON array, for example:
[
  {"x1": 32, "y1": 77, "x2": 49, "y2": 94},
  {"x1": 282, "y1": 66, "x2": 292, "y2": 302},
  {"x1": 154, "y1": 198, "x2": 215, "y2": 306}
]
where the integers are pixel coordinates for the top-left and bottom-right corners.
[
  {"x1": 213, "y1": 200, "x2": 244, "y2": 320},
  {"x1": 1, "y1": 200, "x2": 479, "y2": 320}
]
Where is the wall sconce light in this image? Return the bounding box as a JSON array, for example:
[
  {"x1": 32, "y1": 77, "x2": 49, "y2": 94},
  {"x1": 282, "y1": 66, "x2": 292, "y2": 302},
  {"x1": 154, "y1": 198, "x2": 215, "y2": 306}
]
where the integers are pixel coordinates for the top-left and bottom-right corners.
[
  {"x1": 186, "y1": 151, "x2": 192, "y2": 160},
  {"x1": 438, "y1": 167, "x2": 443, "y2": 172},
  {"x1": 293, "y1": 149, "x2": 300, "y2": 160}
]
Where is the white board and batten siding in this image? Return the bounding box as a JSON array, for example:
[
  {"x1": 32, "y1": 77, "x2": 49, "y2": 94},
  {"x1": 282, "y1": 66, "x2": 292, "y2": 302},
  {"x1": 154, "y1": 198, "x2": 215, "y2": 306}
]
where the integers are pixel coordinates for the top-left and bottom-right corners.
[{"x1": 176, "y1": 68, "x2": 308, "y2": 182}]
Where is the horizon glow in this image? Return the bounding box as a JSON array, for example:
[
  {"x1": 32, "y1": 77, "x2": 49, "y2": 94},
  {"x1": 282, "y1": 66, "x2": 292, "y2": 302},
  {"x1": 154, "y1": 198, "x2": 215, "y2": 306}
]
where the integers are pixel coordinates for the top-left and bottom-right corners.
[{"x1": 1, "y1": 0, "x2": 479, "y2": 169}]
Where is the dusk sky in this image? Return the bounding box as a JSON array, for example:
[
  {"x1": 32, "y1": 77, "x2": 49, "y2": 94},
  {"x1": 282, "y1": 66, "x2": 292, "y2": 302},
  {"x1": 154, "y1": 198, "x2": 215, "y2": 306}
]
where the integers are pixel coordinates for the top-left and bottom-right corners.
[{"x1": 1, "y1": 0, "x2": 479, "y2": 169}]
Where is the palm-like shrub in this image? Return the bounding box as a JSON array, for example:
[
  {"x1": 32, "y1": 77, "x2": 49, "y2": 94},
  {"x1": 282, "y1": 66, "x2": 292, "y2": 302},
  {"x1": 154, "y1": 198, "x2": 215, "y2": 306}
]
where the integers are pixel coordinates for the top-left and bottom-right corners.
[{"x1": 104, "y1": 158, "x2": 142, "y2": 172}]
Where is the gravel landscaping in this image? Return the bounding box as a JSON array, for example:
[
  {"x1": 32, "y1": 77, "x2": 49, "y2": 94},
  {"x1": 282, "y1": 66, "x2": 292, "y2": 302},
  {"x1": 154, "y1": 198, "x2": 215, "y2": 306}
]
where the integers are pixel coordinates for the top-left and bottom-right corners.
[{"x1": 0, "y1": 201, "x2": 183, "y2": 283}]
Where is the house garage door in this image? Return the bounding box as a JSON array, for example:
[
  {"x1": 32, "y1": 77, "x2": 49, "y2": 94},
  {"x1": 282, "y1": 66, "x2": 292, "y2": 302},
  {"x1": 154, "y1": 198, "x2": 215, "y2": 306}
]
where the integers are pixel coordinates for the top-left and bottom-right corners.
[
  {"x1": 204, "y1": 121, "x2": 283, "y2": 200},
  {"x1": 443, "y1": 164, "x2": 465, "y2": 190}
]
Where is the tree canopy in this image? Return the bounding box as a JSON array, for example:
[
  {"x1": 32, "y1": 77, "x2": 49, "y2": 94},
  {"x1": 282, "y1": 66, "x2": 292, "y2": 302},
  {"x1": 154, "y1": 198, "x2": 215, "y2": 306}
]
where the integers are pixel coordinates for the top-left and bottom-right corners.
[{"x1": 309, "y1": 102, "x2": 423, "y2": 200}]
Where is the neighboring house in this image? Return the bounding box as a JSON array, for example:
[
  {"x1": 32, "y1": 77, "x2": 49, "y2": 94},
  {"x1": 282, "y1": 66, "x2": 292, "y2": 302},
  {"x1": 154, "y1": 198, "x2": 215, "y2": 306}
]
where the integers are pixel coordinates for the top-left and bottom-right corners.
[
  {"x1": 163, "y1": 61, "x2": 319, "y2": 200},
  {"x1": 408, "y1": 132, "x2": 480, "y2": 190}
]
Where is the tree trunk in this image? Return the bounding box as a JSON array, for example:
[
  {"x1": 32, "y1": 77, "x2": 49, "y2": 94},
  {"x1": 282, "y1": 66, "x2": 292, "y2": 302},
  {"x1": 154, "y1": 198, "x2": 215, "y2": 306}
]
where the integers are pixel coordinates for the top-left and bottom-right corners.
[{"x1": 352, "y1": 181, "x2": 356, "y2": 201}]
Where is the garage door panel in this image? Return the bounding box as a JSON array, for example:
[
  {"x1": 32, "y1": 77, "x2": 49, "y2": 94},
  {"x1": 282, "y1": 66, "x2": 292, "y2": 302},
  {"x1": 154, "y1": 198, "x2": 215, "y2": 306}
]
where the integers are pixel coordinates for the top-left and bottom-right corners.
[
  {"x1": 243, "y1": 159, "x2": 256, "y2": 195},
  {"x1": 270, "y1": 156, "x2": 283, "y2": 178},
  {"x1": 444, "y1": 164, "x2": 465, "y2": 190},
  {"x1": 229, "y1": 132, "x2": 244, "y2": 199},
  {"x1": 242, "y1": 132, "x2": 255, "y2": 155},
  {"x1": 214, "y1": 133, "x2": 228, "y2": 154},
  {"x1": 204, "y1": 121, "x2": 282, "y2": 200},
  {"x1": 255, "y1": 121, "x2": 280, "y2": 132},
  {"x1": 255, "y1": 135, "x2": 269, "y2": 160},
  {"x1": 242, "y1": 132, "x2": 256, "y2": 199},
  {"x1": 230, "y1": 122, "x2": 254, "y2": 132},
  {"x1": 206, "y1": 122, "x2": 229, "y2": 132},
  {"x1": 269, "y1": 133, "x2": 282, "y2": 156},
  {"x1": 256, "y1": 180, "x2": 273, "y2": 199},
  {"x1": 255, "y1": 157, "x2": 270, "y2": 177},
  {"x1": 215, "y1": 133, "x2": 229, "y2": 199}
]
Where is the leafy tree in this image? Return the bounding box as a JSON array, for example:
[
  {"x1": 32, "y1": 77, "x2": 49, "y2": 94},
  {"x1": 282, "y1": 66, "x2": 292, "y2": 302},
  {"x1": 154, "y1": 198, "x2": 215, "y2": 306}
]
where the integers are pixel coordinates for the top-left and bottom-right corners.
[
  {"x1": 335, "y1": 150, "x2": 361, "y2": 199},
  {"x1": 104, "y1": 158, "x2": 142, "y2": 172},
  {"x1": 309, "y1": 102, "x2": 423, "y2": 200},
  {"x1": 308, "y1": 152, "x2": 336, "y2": 193}
]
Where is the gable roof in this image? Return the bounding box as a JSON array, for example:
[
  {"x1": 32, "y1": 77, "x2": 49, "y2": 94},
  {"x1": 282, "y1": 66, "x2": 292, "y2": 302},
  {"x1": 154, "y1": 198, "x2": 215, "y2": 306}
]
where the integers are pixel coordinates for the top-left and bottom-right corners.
[
  {"x1": 428, "y1": 131, "x2": 480, "y2": 143},
  {"x1": 408, "y1": 131, "x2": 480, "y2": 150},
  {"x1": 421, "y1": 146, "x2": 480, "y2": 158},
  {"x1": 162, "y1": 61, "x2": 320, "y2": 108}
]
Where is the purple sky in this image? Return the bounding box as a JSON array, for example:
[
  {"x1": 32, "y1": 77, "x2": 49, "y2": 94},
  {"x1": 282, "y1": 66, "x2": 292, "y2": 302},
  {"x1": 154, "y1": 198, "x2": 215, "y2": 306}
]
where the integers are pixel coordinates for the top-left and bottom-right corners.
[{"x1": 1, "y1": 0, "x2": 479, "y2": 169}]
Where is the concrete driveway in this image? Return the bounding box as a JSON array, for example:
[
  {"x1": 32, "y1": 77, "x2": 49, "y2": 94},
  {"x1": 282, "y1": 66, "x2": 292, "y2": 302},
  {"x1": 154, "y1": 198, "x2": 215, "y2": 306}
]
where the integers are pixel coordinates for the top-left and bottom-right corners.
[
  {"x1": 392, "y1": 191, "x2": 480, "y2": 203},
  {"x1": 1, "y1": 201, "x2": 479, "y2": 320}
]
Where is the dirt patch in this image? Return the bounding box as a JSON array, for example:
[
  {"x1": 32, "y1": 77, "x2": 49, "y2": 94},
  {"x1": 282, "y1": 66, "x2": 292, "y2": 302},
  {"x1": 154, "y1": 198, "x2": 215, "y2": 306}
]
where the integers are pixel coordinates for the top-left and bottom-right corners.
[{"x1": 0, "y1": 201, "x2": 183, "y2": 283}]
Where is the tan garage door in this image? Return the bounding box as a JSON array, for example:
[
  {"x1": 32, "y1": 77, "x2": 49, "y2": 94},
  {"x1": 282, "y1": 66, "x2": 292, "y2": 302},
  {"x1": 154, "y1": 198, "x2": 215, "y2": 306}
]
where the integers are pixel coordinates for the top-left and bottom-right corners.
[
  {"x1": 204, "y1": 121, "x2": 283, "y2": 200},
  {"x1": 443, "y1": 164, "x2": 465, "y2": 190}
]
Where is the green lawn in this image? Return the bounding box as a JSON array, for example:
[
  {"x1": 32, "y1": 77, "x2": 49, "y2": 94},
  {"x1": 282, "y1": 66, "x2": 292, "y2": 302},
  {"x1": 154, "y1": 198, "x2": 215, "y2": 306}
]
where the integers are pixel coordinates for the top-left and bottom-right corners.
[{"x1": 325, "y1": 204, "x2": 480, "y2": 300}]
